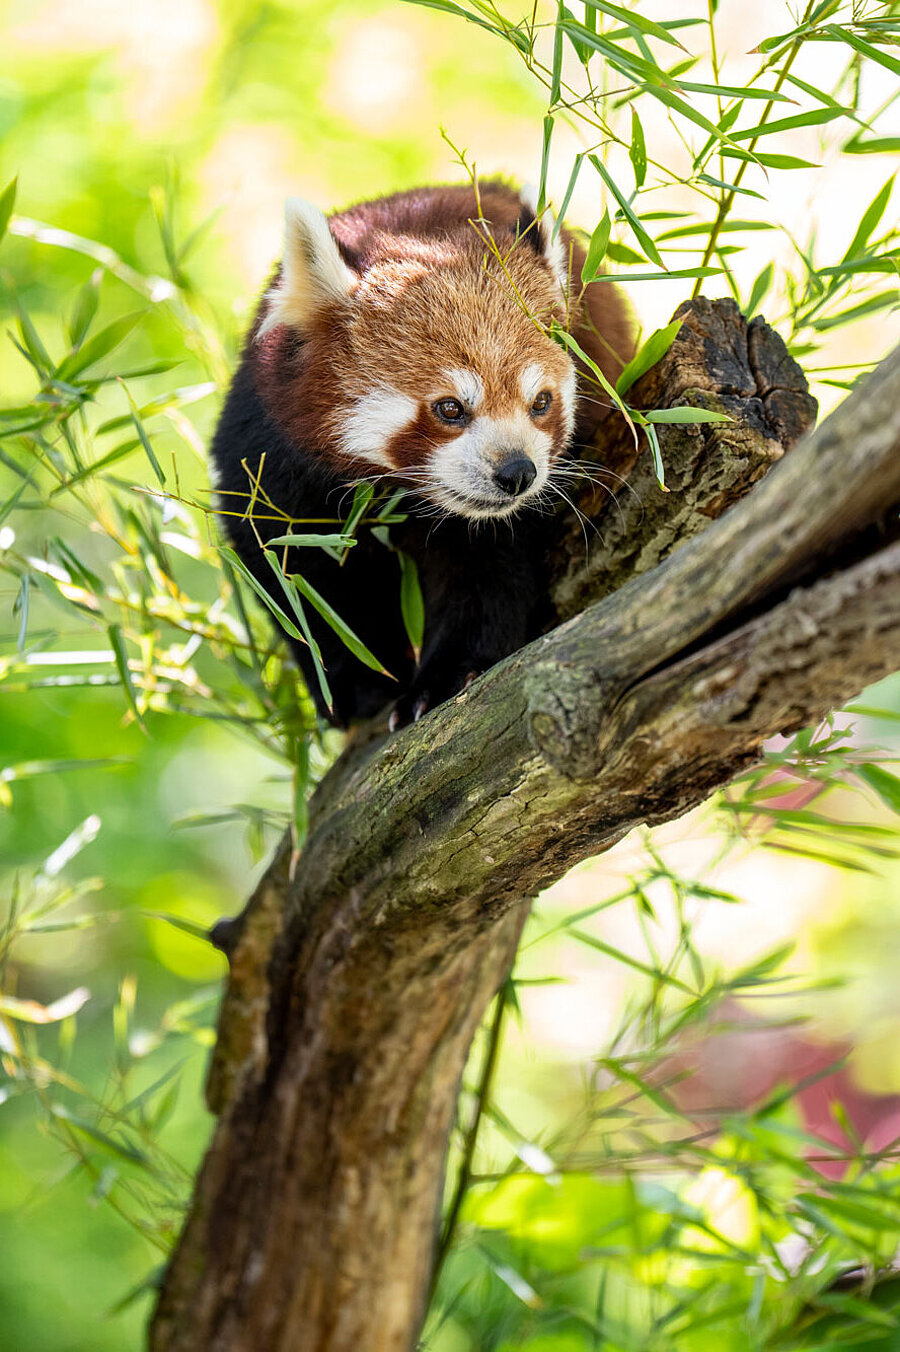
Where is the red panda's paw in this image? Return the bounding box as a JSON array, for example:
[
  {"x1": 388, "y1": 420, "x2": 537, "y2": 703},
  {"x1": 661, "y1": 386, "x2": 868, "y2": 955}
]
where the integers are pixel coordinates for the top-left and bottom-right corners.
[
  {"x1": 388, "y1": 669, "x2": 483, "y2": 732},
  {"x1": 389, "y1": 693, "x2": 430, "y2": 732}
]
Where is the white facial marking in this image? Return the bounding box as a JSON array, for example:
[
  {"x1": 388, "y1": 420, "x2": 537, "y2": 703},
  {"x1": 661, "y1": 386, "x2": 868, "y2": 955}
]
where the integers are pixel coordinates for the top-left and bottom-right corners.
[
  {"x1": 338, "y1": 388, "x2": 417, "y2": 469},
  {"x1": 520, "y1": 363, "x2": 547, "y2": 406},
  {"x1": 445, "y1": 368, "x2": 484, "y2": 410},
  {"x1": 518, "y1": 186, "x2": 569, "y2": 300},
  {"x1": 427, "y1": 412, "x2": 554, "y2": 520},
  {"x1": 559, "y1": 365, "x2": 577, "y2": 440}
]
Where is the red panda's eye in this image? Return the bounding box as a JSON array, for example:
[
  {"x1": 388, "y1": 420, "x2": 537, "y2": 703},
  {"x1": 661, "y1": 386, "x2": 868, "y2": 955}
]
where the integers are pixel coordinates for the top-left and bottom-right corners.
[
  {"x1": 531, "y1": 391, "x2": 552, "y2": 415},
  {"x1": 434, "y1": 398, "x2": 465, "y2": 423}
]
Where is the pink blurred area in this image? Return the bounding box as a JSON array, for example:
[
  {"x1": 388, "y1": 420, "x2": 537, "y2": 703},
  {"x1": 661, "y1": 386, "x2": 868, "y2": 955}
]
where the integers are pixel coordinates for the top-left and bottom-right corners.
[{"x1": 666, "y1": 1001, "x2": 900, "y2": 1179}]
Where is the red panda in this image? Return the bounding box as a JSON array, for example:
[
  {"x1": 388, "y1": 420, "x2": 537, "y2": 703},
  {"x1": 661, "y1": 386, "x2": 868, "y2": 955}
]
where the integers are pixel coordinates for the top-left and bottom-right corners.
[{"x1": 210, "y1": 180, "x2": 633, "y2": 728}]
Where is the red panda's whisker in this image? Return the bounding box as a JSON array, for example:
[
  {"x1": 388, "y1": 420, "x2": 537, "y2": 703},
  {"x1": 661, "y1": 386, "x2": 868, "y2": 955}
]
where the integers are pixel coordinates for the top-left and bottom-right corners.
[
  {"x1": 544, "y1": 481, "x2": 605, "y2": 553},
  {"x1": 553, "y1": 460, "x2": 643, "y2": 514}
]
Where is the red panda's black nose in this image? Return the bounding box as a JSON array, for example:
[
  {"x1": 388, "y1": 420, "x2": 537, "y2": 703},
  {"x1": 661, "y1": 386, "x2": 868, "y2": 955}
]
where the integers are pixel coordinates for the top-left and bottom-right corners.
[{"x1": 494, "y1": 456, "x2": 537, "y2": 497}]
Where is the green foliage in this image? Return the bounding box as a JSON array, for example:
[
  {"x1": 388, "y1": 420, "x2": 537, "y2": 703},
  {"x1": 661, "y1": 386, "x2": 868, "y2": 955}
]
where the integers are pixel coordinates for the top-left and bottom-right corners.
[
  {"x1": 407, "y1": 0, "x2": 899, "y2": 383},
  {"x1": 1, "y1": 1, "x2": 900, "y2": 1349}
]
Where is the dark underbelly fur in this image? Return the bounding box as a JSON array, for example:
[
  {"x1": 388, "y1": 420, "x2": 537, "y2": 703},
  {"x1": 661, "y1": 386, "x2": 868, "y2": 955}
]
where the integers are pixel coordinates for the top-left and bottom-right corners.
[{"x1": 210, "y1": 360, "x2": 555, "y2": 728}]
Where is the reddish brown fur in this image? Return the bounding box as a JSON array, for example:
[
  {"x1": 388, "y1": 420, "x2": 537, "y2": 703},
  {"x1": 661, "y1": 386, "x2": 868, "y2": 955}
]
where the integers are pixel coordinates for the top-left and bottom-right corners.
[{"x1": 253, "y1": 179, "x2": 633, "y2": 481}]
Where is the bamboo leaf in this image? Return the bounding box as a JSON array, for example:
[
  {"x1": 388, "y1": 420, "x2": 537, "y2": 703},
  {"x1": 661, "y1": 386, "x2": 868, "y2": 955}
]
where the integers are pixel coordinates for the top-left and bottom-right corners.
[
  {"x1": 15, "y1": 303, "x2": 53, "y2": 376},
  {"x1": 677, "y1": 80, "x2": 795, "y2": 102},
  {"x1": 629, "y1": 107, "x2": 646, "y2": 189},
  {"x1": 644, "y1": 421, "x2": 667, "y2": 491},
  {"x1": 552, "y1": 152, "x2": 586, "y2": 239},
  {"x1": 824, "y1": 22, "x2": 900, "y2": 79},
  {"x1": 746, "y1": 262, "x2": 774, "y2": 318},
  {"x1": 582, "y1": 0, "x2": 687, "y2": 48},
  {"x1": 856, "y1": 764, "x2": 900, "y2": 814},
  {"x1": 0, "y1": 987, "x2": 90, "y2": 1024},
  {"x1": 218, "y1": 547, "x2": 307, "y2": 645},
  {"x1": 581, "y1": 209, "x2": 610, "y2": 284},
  {"x1": 557, "y1": 21, "x2": 682, "y2": 89},
  {"x1": 728, "y1": 106, "x2": 843, "y2": 142},
  {"x1": 107, "y1": 623, "x2": 145, "y2": 729},
  {"x1": 537, "y1": 114, "x2": 554, "y2": 221},
  {"x1": 588, "y1": 156, "x2": 663, "y2": 267},
  {"x1": 551, "y1": 4, "x2": 564, "y2": 99},
  {"x1": 843, "y1": 133, "x2": 900, "y2": 156},
  {"x1": 644, "y1": 407, "x2": 732, "y2": 424},
  {"x1": 266, "y1": 533, "x2": 356, "y2": 550},
  {"x1": 552, "y1": 327, "x2": 632, "y2": 425},
  {"x1": 399, "y1": 0, "x2": 515, "y2": 45},
  {"x1": 817, "y1": 256, "x2": 899, "y2": 278},
  {"x1": 615, "y1": 319, "x2": 682, "y2": 396},
  {"x1": 397, "y1": 550, "x2": 425, "y2": 660},
  {"x1": 605, "y1": 241, "x2": 647, "y2": 264},
  {"x1": 0, "y1": 175, "x2": 17, "y2": 245},
  {"x1": 49, "y1": 1105, "x2": 150, "y2": 1165},
  {"x1": 570, "y1": 931, "x2": 692, "y2": 992},
  {"x1": 592, "y1": 267, "x2": 721, "y2": 282},
  {"x1": 282, "y1": 560, "x2": 393, "y2": 677},
  {"x1": 722, "y1": 150, "x2": 818, "y2": 170},
  {"x1": 143, "y1": 911, "x2": 214, "y2": 942},
  {"x1": 56, "y1": 312, "x2": 142, "y2": 381},
  {"x1": 260, "y1": 551, "x2": 334, "y2": 710},
  {"x1": 811, "y1": 290, "x2": 898, "y2": 330},
  {"x1": 116, "y1": 380, "x2": 166, "y2": 486},
  {"x1": 697, "y1": 173, "x2": 764, "y2": 200},
  {"x1": 783, "y1": 72, "x2": 856, "y2": 114},
  {"x1": 49, "y1": 440, "x2": 141, "y2": 495},
  {"x1": 68, "y1": 270, "x2": 102, "y2": 348},
  {"x1": 842, "y1": 175, "x2": 895, "y2": 262}
]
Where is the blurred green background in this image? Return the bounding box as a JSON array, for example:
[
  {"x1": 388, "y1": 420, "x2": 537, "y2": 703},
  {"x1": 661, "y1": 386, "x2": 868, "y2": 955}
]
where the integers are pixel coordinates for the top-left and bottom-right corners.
[{"x1": 1, "y1": 0, "x2": 900, "y2": 1348}]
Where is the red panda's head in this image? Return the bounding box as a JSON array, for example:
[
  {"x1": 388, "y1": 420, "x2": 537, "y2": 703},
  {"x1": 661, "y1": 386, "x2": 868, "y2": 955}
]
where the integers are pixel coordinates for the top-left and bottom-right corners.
[{"x1": 254, "y1": 192, "x2": 581, "y2": 520}]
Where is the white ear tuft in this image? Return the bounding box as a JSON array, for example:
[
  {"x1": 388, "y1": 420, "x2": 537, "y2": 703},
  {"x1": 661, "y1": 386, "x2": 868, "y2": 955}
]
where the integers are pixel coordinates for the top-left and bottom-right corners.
[
  {"x1": 518, "y1": 185, "x2": 569, "y2": 300},
  {"x1": 259, "y1": 197, "x2": 357, "y2": 335}
]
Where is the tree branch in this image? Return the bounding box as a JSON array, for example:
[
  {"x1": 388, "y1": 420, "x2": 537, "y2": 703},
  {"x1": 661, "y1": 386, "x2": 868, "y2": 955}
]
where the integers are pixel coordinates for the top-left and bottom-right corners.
[{"x1": 150, "y1": 304, "x2": 900, "y2": 1352}]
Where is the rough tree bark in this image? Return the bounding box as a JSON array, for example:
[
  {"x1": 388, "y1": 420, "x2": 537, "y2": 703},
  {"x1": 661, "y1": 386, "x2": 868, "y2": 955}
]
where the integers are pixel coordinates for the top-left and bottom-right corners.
[{"x1": 150, "y1": 300, "x2": 900, "y2": 1352}]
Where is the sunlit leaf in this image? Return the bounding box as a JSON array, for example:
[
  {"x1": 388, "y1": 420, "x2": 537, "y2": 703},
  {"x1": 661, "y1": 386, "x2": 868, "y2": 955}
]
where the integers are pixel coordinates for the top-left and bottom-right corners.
[
  {"x1": 629, "y1": 107, "x2": 647, "y2": 189},
  {"x1": 588, "y1": 156, "x2": 663, "y2": 267},
  {"x1": 0, "y1": 987, "x2": 90, "y2": 1024},
  {"x1": 581, "y1": 208, "x2": 610, "y2": 284},
  {"x1": 842, "y1": 175, "x2": 896, "y2": 263},
  {"x1": 582, "y1": 0, "x2": 686, "y2": 48},
  {"x1": 116, "y1": 379, "x2": 166, "y2": 485},
  {"x1": 68, "y1": 270, "x2": 102, "y2": 349},
  {"x1": 856, "y1": 764, "x2": 900, "y2": 814},
  {"x1": 746, "y1": 262, "x2": 774, "y2": 318},
  {"x1": 0, "y1": 175, "x2": 17, "y2": 245},
  {"x1": 107, "y1": 623, "x2": 145, "y2": 729},
  {"x1": 643, "y1": 407, "x2": 732, "y2": 425},
  {"x1": 56, "y1": 313, "x2": 143, "y2": 382},
  {"x1": 824, "y1": 22, "x2": 900, "y2": 79},
  {"x1": 728, "y1": 106, "x2": 843, "y2": 142},
  {"x1": 615, "y1": 319, "x2": 682, "y2": 396}
]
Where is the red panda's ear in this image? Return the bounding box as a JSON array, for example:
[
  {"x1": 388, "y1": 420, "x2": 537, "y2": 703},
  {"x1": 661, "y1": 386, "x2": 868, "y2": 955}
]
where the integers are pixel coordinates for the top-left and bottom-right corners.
[
  {"x1": 259, "y1": 198, "x2": 358, "y2": 335},
  {"x1": 518, "y1": 186, "x2": 569, "y2": 299}
]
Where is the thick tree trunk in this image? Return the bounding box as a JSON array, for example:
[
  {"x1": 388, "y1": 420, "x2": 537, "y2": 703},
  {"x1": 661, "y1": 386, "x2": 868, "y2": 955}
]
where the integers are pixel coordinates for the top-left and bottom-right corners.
[{"x1": 150, "y1": 302, "x2": 900, "y2": 1352}]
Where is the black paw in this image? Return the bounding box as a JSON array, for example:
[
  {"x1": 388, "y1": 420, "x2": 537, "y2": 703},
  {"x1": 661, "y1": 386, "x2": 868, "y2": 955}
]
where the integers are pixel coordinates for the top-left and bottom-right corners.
[
  {"x1": 209, "y1": 914, "x2": 243, "y2": 957},
  {"x1": 389, "y1": 689, "x2": 432, "y2": 732},
  {"x1": 388, "y1": 669, "x2": 482, "y2": 732}
]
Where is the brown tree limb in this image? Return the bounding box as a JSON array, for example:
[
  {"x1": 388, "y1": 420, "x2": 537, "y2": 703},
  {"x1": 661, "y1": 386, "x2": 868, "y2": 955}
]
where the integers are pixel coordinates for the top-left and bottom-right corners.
[{"x1": 150, "y1": 303, "x2": 900, "y2": 1352}]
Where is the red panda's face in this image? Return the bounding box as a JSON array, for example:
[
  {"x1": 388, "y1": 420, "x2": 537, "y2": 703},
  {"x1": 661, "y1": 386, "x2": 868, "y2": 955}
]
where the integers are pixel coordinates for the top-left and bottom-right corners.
[{"x1": 256, "y1": 196, "x2": 579, "y2": 520}]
